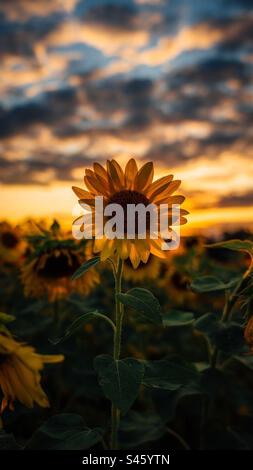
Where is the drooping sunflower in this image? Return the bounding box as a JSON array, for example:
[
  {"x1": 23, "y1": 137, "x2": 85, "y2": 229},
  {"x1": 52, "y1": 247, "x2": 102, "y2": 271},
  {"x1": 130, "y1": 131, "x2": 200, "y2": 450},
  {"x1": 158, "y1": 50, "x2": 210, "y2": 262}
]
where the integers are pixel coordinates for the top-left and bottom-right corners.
[
  {"x1": 0, "y1": 333, "x2": 64, "y2": 413},
  {"x1": 72, "y1": 158, "x2": 188, "y2": 268},
  {"x1": 0, "y1": 222, "x2": 26, "y2": 266},
  {"x1": 123, "y1": 255, "x2": 162, "y2": 283},
  {"x1": 159, "y1": 266, "x2": 196, "y2": 307},
  {"x1": 21, "y1": 221, "x2": 99, "y2": 301}
]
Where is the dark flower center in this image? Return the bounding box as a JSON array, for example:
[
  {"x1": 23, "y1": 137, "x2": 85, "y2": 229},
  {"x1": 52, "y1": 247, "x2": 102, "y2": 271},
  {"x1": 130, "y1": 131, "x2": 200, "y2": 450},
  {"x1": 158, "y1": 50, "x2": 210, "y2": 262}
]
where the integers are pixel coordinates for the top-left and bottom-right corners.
[
  {"x1": 1, "y1": 231, "x2": 19, "y2": 249},
  {"x1": 36, "y1": 252, "x2": 80, "y2": 280},
  {"x1": 107, "y1": 190, "x2": 151, "y2": 235},
  {"x1": 109, "y1": 190, "x2": 150, "y2": 207}
]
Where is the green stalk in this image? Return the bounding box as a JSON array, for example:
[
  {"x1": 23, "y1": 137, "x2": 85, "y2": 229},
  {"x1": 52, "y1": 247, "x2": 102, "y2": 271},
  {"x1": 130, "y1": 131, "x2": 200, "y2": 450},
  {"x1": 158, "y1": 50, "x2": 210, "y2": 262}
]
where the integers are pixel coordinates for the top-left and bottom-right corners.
[
  {"x1": 111, "y1": 257, "x2": 124, "y2": 450},
  {"x1": 201, "y1": 258, "x2": 253, "y2": 448},
  {"x1": 211, "y1": 258, "x2": 253, "y2": 369}
]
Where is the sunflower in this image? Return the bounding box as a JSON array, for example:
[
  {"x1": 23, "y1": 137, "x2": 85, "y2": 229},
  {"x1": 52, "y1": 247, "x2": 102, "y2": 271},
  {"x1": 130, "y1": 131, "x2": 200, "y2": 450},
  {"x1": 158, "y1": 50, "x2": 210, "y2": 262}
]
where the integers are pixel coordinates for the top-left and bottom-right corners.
[
  {"x1": 159, "y1": 266, "x2": 196, "y2": 307},
  {"x1": 123, "y1": 255, "x2": 162, "y2": 282},
  {"x1": 0, "y1": 222, "x2": 26, "y2": 266},
  {"x1": 21, "y1": 222, "x2": 99, "y2": 301},
  {"x1": 72, "y1": 158, "x2": 188, "y2": 268},
  {"x1": 244, "y1": 316, "x2": 253, "y2": 353},
  {"x1": 0, "y1": 333, "x2": 64, "y2": 413}
]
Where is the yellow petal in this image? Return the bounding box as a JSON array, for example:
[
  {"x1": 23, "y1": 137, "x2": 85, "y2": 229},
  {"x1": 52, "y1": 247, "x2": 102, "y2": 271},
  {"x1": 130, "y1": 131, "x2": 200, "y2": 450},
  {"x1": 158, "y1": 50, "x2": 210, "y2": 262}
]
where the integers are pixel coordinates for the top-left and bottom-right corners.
[
  {"x1": 111, "y1": 159, "x2": 124, "y2": 185},
  {"x1": 180, "y1": 217, "x2": 188, "y2": 225},
  {"x1": 93, "y1": 162, "x2": 108, "y2": 182},
  {"x1": 134, "y1": 162, "x2": 154, "y2": 191},
  {"x1": 72, "y1": 186, "x2": 93, "y2": 200},
  {"x1": 107, "y1": 160, "x2": 123, "y2": 192},
  {"x1": 150, "y1": 239, "x2": 168, "y2": 259},
  {"x1": 117, "y1": 240, "x2": 130, "y2": 260},
  {"x1": 100, "y1": 240, "x2": 116, "y2": 261},
  {"x1": 150, "y1": 180, "x2": 181, "y2": 202},
  {"x1": 135, "y1": 239, "x2": 150, "y2": 263},
  {"x1": 155, "y1": 194, "x2": 185, "y2": 205},
  {"x1": 84, "y1": 175, "x2": 108, "y2": 196},
  {"x1": 129, "y1": 243, "x2": 141, "y2": 268},
  {"x1": 125, "y1": 158, "x2": 138, "y2": 189},
  {"x1": 94, "y1": 238, "x2": 106, "y2": 253},
  {"x1": 78, "y1": 198, "x2": 95, "y2": 207},
  {"x1": 146, "y1": 175, "x2": 173, "y2": 198},
  {"x1": 40, "y1": 354, "x2": 64, "y2": 364},
  {"x1": 84, "y1": 176, "x2": 97, "y2": 194}
]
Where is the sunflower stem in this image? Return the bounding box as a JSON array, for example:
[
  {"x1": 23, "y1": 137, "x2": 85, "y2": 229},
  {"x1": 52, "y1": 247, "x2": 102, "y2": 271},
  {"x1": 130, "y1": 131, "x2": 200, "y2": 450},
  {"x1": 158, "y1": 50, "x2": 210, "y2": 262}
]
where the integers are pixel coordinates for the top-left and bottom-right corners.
[
  {"x1": 211, "y1": 259, "x2": 253, "y2": 369},
  {"x1": 111, "y1": 257, "x2": 124, "y2": 450}
]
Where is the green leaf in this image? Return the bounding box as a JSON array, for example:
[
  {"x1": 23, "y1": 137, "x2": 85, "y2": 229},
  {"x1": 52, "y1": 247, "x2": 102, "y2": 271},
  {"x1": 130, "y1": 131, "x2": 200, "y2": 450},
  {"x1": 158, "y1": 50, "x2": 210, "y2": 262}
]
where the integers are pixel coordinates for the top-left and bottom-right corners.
[
  {"x1": 195, "y1": 312, "x2": 220, "y2": 339},
  {"x1": 234, "y1": 355, "x2": 253, "y2": 370},
  {"x1": 26, "y1": 414, "x2": 103, "y2": 450},
  {"x1": 214, "y1": 323, "x2": 246, "y2": 354},
  {"x1": 163, "y1": 310, "x2": 194, "y2": 327},
  {"x1": 0, "y1": 431, "x2": 21, "y2": 450},
  {"x1": 191, "y1": 275, "x2": 237, "y2": 293},
  {"x1": 152, "y1": 384, "x2": 202, "y2": 422},
  {"x1": 0, "y1": 312, "x2": 15, "y2": 324},
  {"x1": 119, "y1": 411, "x2": 166, "y2": 449},
  {"x1": 195, "y1": 315, "x2": 246, "y2": 355},
  {"x1": 206, "y1": 239, "x2": 253, "y2": 257},
  {"x1": 226, "y1": 428, "x2": 253, "y2": 450},
  {"x1": 143, "y1": 357, "x2": 200, "y2": 390},
  {"x1": 71, "y1": 256, "x2": 100, "y2": 281},
  {"x1": 117, "y1": 288, "x2": 162, "y2": 325},
  {"x1": 49, "y1": 310, "x2": 115, "y2": 345},
  {"x1": 94, "y1": 355, "x2": 145, "y2": 415}
]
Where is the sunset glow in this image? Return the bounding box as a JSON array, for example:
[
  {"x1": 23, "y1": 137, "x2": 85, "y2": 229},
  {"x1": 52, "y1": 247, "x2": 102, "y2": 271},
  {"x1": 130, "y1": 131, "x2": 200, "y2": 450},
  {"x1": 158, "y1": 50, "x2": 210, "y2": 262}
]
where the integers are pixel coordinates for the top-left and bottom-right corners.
[{"x1": 1, "y1": 0, "x2": 253, "y2": 234}]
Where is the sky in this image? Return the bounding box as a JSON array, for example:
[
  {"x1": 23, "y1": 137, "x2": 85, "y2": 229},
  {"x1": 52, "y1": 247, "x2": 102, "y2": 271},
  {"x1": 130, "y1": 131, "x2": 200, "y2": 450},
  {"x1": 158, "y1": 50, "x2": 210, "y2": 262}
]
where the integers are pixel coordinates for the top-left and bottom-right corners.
[{"x1": 0, "y1": 0, "x2": 253, "y2": 234}]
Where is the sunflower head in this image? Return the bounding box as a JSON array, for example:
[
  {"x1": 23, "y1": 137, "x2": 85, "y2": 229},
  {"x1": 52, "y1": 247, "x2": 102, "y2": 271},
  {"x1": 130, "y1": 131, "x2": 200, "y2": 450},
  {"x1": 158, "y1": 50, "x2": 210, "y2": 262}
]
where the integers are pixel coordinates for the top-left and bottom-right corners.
[
  {"x1": 72, "y1": 158, "x2": 188, "y2": 268},
  {"x1": 21, "y1": 221, "x2": 99, "y2": 301},
  {"x1": 0, "y1": 332, "x2": 64, "y2": 413},
  {"x1": 0, "y1": 222, "x2": 26, "y2": 266}
]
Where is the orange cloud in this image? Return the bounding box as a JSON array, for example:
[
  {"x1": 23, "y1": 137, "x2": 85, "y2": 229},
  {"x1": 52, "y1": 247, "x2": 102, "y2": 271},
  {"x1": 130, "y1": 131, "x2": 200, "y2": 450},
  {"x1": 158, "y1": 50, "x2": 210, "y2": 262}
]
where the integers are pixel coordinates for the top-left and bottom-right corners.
[
  {"x1": 0, "y1": 0, "x2": 77, "y2": 21},
  {"x1": 43, "y1": 21, "x2": 149, "y2": 56}
]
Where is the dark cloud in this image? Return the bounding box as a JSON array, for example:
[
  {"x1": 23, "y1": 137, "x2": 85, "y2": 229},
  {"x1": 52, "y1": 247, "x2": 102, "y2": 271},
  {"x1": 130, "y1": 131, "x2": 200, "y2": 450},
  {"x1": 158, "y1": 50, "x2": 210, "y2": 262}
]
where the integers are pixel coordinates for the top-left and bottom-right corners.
[
  {"x1": 0, "y1": 13, "x2": 63, "y2": 58},
  {"x1": 218, "y1": 17, "x2": 253, "y2": 52},
  {"x1": 0, "y1": 88, "x2": 77, "y2": 138},
  {"x1": 167, "y1": 57, "x2": 251, "y2": 90},
  {"x1": 218, "y1": 191, "x2": 253, "y2": 208},
  {"x1": 0, "y1": 153, "x2": 92, "y2": 185},
  {"x1": 82, "y1": 3, "x2": 138, "y2": 29}
]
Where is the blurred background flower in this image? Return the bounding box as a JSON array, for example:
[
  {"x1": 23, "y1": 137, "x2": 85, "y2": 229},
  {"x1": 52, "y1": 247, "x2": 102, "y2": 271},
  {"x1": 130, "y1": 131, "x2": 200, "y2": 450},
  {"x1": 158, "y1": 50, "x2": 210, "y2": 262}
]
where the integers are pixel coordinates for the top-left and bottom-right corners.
[
  {"x1": 0, "y1": 331, "x2": 64, "y2": 413},
  {"x1": 21, "y1": 221, "x2": 99, "y2": 301}
]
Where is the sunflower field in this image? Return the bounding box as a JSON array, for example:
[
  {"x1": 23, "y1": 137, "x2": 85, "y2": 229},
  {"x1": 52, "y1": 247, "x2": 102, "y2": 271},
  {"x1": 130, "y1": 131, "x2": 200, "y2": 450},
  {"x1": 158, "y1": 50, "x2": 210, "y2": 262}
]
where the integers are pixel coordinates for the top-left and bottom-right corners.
[{"x1": 1, "y1": 159, "x2": 253, "y2": 452}]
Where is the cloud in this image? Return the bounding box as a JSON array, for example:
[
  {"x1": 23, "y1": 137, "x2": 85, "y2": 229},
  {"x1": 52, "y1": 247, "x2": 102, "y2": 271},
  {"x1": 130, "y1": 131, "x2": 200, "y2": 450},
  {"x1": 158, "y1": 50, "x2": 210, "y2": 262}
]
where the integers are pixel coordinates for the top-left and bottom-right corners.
[
  {"x1": 0, "y1": 0, "x2": 253, "y2": 230},
  {"x1": 0, "y1": 87, "x2": 78, "y2": 138},
  {"x1": 137, "y1": 22, "x2": 227, "y2": 66},
  {"x1": 0, "y1": 13, "x2": 63, "y2": 59},
  {"x1": 217, "y1": 191, "x2": 253, "y2": 208},
  {"x1": 0, "y1": 0, "x2": 77, "y2": 21}
]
